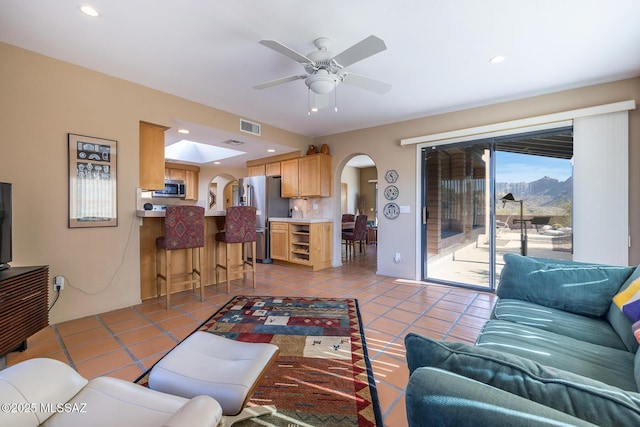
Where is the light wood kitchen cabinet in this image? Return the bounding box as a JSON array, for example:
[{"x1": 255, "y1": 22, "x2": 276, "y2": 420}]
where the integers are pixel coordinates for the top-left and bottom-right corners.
[
  {"x1": 269, "y1": 222, "x2": 289, "y2": 261},
  {"x1": 139, "y1": 121, "x2": 169, "y2": 190},
  {"x1": 280, "y1": 154, "x2": 332, "y2": 198},
  {"x1": 265, "y1": 162, "x2": 281, "y2": 176},
  {"x1": 247, "y1": 164, "x2": 266, "y2": 176},
  {"x1": 280, "y1": 158, "x2": 299, "y2": 198},
  {"x1": 299, "y1": 153, "x2": 331, "y2": 197},
  {"x1": 165, "y1": 162, "x2": 200, "y2": 201},
  {"x1": 269, "y1": 221, "x2": 332, "y2": 271}
]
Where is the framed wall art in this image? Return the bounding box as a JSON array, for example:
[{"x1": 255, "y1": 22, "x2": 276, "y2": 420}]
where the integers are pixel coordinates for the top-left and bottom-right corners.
[{"x1": 68, "y1": 133, "x2": 118, "y2": 228}]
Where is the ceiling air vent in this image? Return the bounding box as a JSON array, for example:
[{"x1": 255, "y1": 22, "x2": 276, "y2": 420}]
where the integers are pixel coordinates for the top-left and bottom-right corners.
[
  {"x1": 222, "y1": 139, "x2": 245, "y2": 146},
  {"x1": 240, "y1": 119, "x2": 261, "y2": 136}
]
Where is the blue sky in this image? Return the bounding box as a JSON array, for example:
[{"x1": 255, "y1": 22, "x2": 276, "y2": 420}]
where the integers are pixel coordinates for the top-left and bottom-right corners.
[{"x1": 496, "y1": 152, "x2": 573, "y2": 183}]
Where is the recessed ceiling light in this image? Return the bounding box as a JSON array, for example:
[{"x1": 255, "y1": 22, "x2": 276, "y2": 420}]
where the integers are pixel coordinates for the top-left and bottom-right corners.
[
  {"x1": 214, "y1": 161, "x2": 221, "y2": 165},
  {"x1": 267, "y1": 149, "x2": 276, "y2": 153},
  {"x1": 490, "y1": 55, "x2": 505, "y2": 64},
  {"x1": 177, "y1": 129, "x2": 190, "y2": 134},
  {"x1": 79, "y1": 5, "x2": 101, "y2": 17}
]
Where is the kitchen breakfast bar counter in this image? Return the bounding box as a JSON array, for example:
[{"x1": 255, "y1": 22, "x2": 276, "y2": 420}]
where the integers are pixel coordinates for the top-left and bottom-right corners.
[{"x1": 137, "y1": 210, "x2": 241, "y2": 300}]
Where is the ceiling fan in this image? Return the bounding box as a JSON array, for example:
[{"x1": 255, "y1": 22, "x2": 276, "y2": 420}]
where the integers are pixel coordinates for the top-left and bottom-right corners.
[{"x1": 253, "y1": 35, "x2": 392, "y2": 99}]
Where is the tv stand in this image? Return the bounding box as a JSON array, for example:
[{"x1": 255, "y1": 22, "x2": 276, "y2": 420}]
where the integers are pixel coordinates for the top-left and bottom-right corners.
[{"x1": 0, "y1": 266, "x2": 49, "y2": 356}]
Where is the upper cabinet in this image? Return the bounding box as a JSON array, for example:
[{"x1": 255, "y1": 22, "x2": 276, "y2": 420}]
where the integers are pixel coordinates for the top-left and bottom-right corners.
[
  {"x1": 281, "y1": 154, "x2": 331, "y2": 198},
  {"x1": 280, "y1": 158, "x2": 299, "y2": 198},
  {"x1": 139, "y1": 121, "x2": 169, "y2": 190},
  {"x1": 247, "y1": 164, "x2": 266, "y2": 177},
  {"x1": 299, "y1": 153, "x2": 331, "y2": 197},
  {"x1": 265, "y1": 162, "x2": 281, "y2": 176},
  {"x1": 245, "y1": 151, "x2": 331, "y2": 198}
]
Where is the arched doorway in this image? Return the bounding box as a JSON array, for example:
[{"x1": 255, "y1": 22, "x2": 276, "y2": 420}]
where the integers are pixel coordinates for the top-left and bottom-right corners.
[
  {"x1": 339, "y1": 154, "x2": 378, "y2": 269},
  {"x1": 207, "y1": 173, "x2": 238, "y2": 214}
]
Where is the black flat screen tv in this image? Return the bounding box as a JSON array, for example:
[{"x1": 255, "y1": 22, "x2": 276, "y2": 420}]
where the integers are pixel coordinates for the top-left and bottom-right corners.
[{"x1": 0, "y1": 182, "x2": 12, "y2": 270}]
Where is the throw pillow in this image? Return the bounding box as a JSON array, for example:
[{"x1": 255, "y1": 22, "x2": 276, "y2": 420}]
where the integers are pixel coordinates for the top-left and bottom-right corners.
[
  {"x1": 497, "y1": 253, "x2": 633, "y2": 317},
  {"x1": 608, "y1": 266, "x2": 640, "y2": 352},
  {"x1": 614, "y1": 277, "x2": 640, "y2": 323},
  {"x1": 405, "y1": 332, "x2": 640, "y2": 426}
]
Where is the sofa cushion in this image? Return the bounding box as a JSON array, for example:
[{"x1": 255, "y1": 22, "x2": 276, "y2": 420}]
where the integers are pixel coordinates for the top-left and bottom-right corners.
[
  {"x1": 477, "y1": 319, "x2": 637, "y2": 391},
  {"x1": 406, "y1": 367, "x2": 598, "y2": 427},
  {"x1": 492, "y1": 298, "x2": 628, "y2": 350},
  {"x1": 608, "y1": 266, "x2": 640, "y2": 352},
  {"x1": 497, "y1": 253, "x2": 633, "y2": 317},
  {"x1": 405, "y1": 333, "x2": 640, "y2": 426},
  {"x1": 636, "y1": 349, "x2": 640, "y2": 392}
]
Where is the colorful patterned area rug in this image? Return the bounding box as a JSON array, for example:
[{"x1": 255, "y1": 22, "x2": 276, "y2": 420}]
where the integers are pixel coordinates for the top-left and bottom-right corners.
[{"x1": 136, "y1": 296, "x2": 382, "y2": 426}]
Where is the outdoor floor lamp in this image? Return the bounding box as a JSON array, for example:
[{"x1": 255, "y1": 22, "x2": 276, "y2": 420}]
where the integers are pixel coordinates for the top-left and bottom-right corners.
[{"x1": 501, "y1": 192, "x2": 527, "y2": 256}]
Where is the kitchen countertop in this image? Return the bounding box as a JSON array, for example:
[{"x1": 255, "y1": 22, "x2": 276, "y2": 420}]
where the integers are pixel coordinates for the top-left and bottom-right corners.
[
  {"x1": 269, "y1": 217, "x2": 332, "y2": 223},
  {"x1": 136, "y1": 210, "x2": 226, "y2": 218}
]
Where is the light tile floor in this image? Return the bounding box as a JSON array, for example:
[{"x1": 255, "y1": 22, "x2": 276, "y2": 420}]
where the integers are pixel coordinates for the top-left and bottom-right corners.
[{"x1": 4, "y1": 245, "x2": 497, "y2": 426}]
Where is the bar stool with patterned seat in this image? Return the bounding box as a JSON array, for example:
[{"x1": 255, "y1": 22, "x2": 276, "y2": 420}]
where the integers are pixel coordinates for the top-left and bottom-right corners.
[
  {"x1": 215, "y1": 206, "x2": 257, "y2": 293},
  {"x1": 156, "y1": 205, "x2": 205, "y2": 309}
]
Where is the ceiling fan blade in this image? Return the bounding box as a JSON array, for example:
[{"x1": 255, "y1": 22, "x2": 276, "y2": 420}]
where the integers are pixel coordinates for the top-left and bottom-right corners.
[
  {"x1": 253, "y1": 74, "x2": 306, "y2": 90},
  {"x1": 342, "y1": 72, "x2": 391, "y2": 95},
  {"x1": 259, "y1": 40, "x2": 314, "y2": 64},
  {"x1": 331, "y1": 35, "x2": 387, "y2": 68}
]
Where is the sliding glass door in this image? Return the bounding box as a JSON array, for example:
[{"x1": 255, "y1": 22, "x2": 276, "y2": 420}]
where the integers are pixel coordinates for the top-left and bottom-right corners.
[{"x1": 421, "y1": 128, "x2": 574, "y2": 290}]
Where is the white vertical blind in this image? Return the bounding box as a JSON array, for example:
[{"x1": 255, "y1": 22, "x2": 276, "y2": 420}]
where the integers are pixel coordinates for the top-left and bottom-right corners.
[{"x1": 573, "y1": 111, "x2": 629, "y2": 265}]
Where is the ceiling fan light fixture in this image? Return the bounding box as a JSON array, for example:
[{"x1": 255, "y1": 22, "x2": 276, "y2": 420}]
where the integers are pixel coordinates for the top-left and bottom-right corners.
[{"x1": 305, "y1": 70, "x2": 339, "y2": 94}]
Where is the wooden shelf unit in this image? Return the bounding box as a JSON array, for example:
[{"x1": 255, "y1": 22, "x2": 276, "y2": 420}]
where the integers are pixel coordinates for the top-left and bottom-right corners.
[
  {"x1": 290, "y1": 224, "x2": 311, "y2": 264},
  {"x1": 270, "y1": 221, "x2": 332, "y2": 271},
  {"x1": 0, "y1": 266, "x2": 49, "y2": 356}
]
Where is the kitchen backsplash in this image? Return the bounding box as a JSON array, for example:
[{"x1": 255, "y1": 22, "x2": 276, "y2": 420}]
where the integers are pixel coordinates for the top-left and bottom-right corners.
[{"x1": 289, "y1": 197, "x2": 333, "y2": 219}]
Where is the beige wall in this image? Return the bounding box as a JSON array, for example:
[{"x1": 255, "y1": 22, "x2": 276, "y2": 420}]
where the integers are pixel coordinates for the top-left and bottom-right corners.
[
  {"x1": 2, "y1": 41, "x2": 638, "y2": 323},
  {"x1": 0, "y1": 42, "x2": 311, "y2": 323},
  {"x1": 317, "y1": 77, "x2": 640, "y2": 278},
  {"x1": 359, "y1": 167, "x2": 377, "y2": 221}
]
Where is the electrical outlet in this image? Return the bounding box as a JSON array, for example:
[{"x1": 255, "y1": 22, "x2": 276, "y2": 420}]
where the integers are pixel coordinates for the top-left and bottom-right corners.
[
  {"x1": 54, "y1": 275, "x2": 64, "y2": 291},
  {"x1": 394, "y1": 253, "x2": 401, "y2": 263}
]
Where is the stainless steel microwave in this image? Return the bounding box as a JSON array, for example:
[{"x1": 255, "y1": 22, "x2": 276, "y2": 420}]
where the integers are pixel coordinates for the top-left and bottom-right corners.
[{"x1": 153, "y1": 180, "x2": 186, "y2": 198}]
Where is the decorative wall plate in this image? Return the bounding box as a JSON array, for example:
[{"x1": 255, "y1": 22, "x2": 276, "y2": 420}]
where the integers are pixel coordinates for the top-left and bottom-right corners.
[
  {"x1": 385, "y1": 169, "x2": 399, "y2": 183},
  {"x1": 383, "y1": 202, "x2": 400, "y2": 219},
  {"x1": 384, "y1": 185, "x2": 399, "y2": 200}
]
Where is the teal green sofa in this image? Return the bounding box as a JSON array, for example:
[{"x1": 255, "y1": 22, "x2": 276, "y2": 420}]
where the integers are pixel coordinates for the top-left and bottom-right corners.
[{"x1": 405, "y1": 254, "x2": 640, "y2": 426}]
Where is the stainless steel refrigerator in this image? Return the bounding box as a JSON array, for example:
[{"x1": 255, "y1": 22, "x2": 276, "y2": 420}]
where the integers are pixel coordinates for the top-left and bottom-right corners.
[{"x1": 235, "y1": 176, "x2": 289, "y2": 263}]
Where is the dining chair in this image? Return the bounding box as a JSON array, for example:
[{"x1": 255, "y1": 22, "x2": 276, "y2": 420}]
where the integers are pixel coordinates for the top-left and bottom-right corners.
[
  {"x1": 341, "y1": 213, "x2": 355, "y2": 223},
  {"x1": 342, "y1": 214, "x2": 369, "y2": 258}
]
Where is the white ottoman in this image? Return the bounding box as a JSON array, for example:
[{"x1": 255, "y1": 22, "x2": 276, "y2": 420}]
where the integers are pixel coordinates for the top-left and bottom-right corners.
[{"x1": 148, "y1": 331, "x2": 279, "y2": 423}]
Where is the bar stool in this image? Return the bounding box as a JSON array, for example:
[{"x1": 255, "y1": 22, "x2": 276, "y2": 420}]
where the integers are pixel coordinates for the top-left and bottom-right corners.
[
  {"x1": 156, "y1": 205, "x2": 205, "y2": 309},
  {"x1": 215, "y1": 206, "x2": 257, "y2": 293}
]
